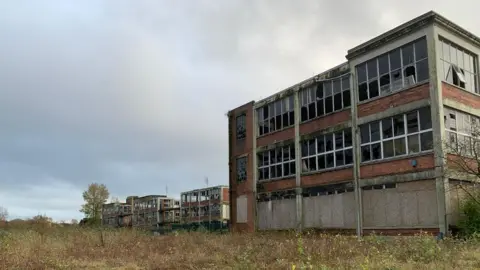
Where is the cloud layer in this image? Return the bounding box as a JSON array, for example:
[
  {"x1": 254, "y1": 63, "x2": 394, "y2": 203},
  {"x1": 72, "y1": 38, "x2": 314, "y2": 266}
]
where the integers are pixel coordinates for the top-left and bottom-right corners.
[{"x1": 0, "y1": 0, "x2": 478, "y2": 221}]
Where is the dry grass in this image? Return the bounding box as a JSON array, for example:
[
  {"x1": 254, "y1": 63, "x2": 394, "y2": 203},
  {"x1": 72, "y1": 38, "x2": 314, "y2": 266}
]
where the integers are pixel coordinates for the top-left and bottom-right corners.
[{"x1": 0, "y1": 227, "x2": 479, "y2": 270}]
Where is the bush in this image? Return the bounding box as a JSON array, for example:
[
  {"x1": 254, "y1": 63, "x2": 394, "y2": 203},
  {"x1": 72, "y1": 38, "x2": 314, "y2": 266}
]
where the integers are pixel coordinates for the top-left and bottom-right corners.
[{"x1": 459, "y1": 191, "x2": 480, "y2": 237}]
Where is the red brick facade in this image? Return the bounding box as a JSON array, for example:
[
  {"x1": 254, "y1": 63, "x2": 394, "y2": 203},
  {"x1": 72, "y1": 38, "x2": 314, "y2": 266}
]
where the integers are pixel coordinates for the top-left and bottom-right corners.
[
  {"x1": 358, "y1": 83, "x2": 430, "y2": 118},
  {"x1": 229, "y1": 102, "x2": 255, "y2": 232},
  {"x1": 301, "y1": 168, "x2": 354, "y2": 187},
  {"x1": 360, "y1": 154, "x2": 435, "y2": 179},
  {"x1": 442, "y1": 82, "x2": 480, "y2": 109},
  {"x1": 300, "y1": 110, "x2": 350, "y2": 135},
  {"x1": 257, "y1": 127, "x2": 295, "y2": 148}
]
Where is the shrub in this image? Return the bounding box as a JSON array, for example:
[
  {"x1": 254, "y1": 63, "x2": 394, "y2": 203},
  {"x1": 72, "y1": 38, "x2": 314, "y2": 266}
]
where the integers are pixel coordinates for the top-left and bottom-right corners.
[{"x1": 459, "y1": 190, "x2": 480, "y2": 237}]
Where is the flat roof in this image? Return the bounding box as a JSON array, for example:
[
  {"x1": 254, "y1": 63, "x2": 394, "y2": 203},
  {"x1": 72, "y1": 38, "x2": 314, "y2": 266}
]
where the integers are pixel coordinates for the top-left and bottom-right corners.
[
  {"x1": 347, "y1": 11, "x2": 480, "y2": 59},
  {"x1": 181, "y1": 185, "x2": 229, "y2": 194},
  {"x1": 254, "y1": 62, "x2": 349, "y2": 109}
]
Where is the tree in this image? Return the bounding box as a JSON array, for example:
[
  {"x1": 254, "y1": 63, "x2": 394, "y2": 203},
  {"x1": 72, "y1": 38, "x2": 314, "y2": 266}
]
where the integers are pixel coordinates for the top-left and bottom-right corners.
[
  {"x1": 80, "y1": 183, "x2": 109, "y2": 222},
  {"x1": 0, "y1": 206, "x2": 8, "y2": 222},
  {"x1": 443, "y1": 118, "x2": 480, "y2": 236},
  {"x1": 71, "y1": 219, "x2": 79, "y2": 225}
]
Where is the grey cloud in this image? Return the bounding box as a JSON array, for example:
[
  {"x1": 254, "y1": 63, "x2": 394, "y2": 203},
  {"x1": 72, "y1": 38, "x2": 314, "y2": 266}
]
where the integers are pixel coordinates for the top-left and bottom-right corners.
[{"x1": 1, "y1": 0, "x2": 479, "y2": 220}]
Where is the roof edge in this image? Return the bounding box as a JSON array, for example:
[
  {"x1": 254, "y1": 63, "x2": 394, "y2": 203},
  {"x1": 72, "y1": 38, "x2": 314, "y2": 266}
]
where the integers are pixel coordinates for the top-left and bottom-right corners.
[
  {"x1": 254, "y1": 62, "x2": 349, "y2": 108},
  {"x1": 346, "y1": 11, "x2": 480, "y2": 60}
]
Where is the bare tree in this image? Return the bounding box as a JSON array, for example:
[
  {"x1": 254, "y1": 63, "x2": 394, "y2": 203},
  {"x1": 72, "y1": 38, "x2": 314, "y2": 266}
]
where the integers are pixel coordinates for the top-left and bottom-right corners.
[
  {"x1": 443, "y1": 115, "x2": 480, "y2": 204},
  {"x1": 0, "y1": 206, "x2": 8, "y2": 222}
]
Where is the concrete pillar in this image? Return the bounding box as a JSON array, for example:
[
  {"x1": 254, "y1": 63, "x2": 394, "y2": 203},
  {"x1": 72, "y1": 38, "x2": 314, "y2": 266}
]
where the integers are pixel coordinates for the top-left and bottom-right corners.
[
  {"x1": 294, "y1": 88, "x2": 303, "y2": 231},
  {"x1": 350, "y1": 69, "x2": 363, "y2": 237},
  {"x1": 428, "y1": 25, "x2": 449, "y2": 235},
  {"x1": 252, "y1": 105, "x2": 258, "y2": 232}
]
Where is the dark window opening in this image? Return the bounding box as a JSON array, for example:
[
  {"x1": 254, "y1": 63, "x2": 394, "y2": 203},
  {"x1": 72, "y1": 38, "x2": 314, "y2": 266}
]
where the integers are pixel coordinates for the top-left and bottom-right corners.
[
  {"x1": 326, "y1": 153, "x2": 334, "y2": 168},
  {"x1": 342, "y1": 90, "x2": 351, "y2": 107},
  {"x1": 325, "y1": 96, "x2": 333, "y2": 114},
  {"x1": 359, "y1": 83, "x2": 368, "y2": 101},
  {"x1": 369, "y1": 79, "x2": 379, "y2": 98},
  {"x1": 236, "y1": 114, "x2": 246, "y2": 140},
  {"x1": 308, "y1": 102, "x2": 316, "y2": 120}
]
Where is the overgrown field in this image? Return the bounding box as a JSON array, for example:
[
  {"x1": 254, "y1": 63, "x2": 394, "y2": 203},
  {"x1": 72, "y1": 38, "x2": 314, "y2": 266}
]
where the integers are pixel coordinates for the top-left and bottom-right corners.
[{"x1": 0, "y1": 227, "x2": 479, "y2": 269}]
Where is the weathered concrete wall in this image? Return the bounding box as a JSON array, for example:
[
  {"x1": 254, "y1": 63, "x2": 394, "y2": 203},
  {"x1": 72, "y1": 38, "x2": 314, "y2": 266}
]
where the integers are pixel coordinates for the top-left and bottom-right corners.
[
  {"x1": 257, "y1": 199, "x2": 296, "y2": 230},
  {"x1": 303, "y1": 192, "x2": 356, "y2": 229},
  {"x1": 363, "y1": 180, "x2": 438, "y2": 228},
  {"x1": 222, "y1": 204, "x2": 230, "y2": 220}
]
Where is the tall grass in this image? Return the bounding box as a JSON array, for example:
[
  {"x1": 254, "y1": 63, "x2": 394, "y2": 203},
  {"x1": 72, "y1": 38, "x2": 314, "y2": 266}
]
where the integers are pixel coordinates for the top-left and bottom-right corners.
[{"x1": 0, "y1": 227, "x2": 479, "y2": 269}]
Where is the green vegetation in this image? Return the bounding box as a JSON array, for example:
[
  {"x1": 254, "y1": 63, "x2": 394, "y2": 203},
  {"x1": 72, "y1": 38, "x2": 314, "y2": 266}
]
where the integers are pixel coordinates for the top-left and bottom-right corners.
[
  {"x1": 80, "y1": 182, "x2": 110, "y2": 225},
  {"x1": 0, "y1": 226, "x2": 479, "y2": 269},
  {"x1": 459, "y1": 189, "x2": 480, "y2": 238}
]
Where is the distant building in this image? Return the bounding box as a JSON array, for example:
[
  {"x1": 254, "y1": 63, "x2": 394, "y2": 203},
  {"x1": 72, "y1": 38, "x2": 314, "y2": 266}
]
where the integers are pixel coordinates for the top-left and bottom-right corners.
[
  {"x1": 228, "y1": 11, "x2": 480, "y2": 235},
  {"x1": 131, "y1": 195, "x2": 180, "y2": 230},
  {"x1": 180, "y1": 185, "x2": 229, "y2": 228},
  {"x1": 101, "y1": 202, "x2": 132, "y2": 228}
]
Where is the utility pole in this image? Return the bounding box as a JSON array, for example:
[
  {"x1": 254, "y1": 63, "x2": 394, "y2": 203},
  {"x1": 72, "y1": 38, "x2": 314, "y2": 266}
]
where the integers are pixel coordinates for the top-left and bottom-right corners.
[{"x1": 206, "y1": 177, "x2": 211, "y2": 231}]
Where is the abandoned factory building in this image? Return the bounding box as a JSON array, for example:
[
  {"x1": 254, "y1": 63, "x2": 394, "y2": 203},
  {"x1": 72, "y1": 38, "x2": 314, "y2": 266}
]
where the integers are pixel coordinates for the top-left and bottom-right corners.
[{"x1": 228, "y1": 11, "x2": 480, "y2": 235}]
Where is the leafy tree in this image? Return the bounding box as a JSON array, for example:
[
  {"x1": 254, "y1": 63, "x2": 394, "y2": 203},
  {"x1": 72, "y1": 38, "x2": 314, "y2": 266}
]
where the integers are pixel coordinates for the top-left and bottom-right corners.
[{"x1": 80, "y1": 183, "x2": 109, "y2": 223}]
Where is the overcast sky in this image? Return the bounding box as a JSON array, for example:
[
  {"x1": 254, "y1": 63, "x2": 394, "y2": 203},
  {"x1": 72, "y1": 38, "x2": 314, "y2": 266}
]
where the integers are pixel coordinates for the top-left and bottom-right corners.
[{"x1": 1, "y1": 0, "x2": 479, "y2": 221}]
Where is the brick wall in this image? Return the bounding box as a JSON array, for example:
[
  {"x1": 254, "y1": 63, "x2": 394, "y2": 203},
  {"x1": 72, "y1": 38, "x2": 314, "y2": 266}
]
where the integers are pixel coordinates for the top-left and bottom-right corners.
[
  {"x1": 223, "y1": 187, "x2": 229, "y2": 204},
  {"x1": 358, "y1": 83, "x2": 430, "y2": 118},
  {"x1": 229, "y1": 102, "x2": 255, "y2": 232},
  {"x1": 442, "y1": 82, "x2": 480, "y2": 109},
  {"x1": 301, "y1": 167, "x2": 354, "y2": 187},
  {"x1": 258, "y1": 178, "x2": 296, "y2": 193},
  {"x1": 360, "y1": 154, "x2": 435, "y2": 179},
  {"x1": 300, "y1": 110, "x2": 350, "y2": 136},
  {"x1": 257, "y1": 127, "x2": 295, "y2": 148}
]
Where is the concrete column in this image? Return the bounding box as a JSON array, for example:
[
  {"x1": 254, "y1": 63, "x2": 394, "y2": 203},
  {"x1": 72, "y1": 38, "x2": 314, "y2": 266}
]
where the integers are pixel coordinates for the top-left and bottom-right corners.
[
  {"x1": 252, "y1": 106, "x2": 258, "y2": 232},
  {"x1": 428, "y1": 25, "x2": 449, "y2": 235},
  {"x1": 294, "y1": 88, "x2": 303, "y2": 231},
  {"x1": 350, "y1": 70, "x2": 363, "y2": 237}
]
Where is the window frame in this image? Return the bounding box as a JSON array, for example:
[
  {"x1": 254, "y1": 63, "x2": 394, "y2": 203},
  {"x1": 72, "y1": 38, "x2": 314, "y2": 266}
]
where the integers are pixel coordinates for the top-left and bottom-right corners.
[
  {"x1": 257, "y1": 95, "x2": 295, "y2": 137},
  {"x1": 236, "y1": 114, "x2": 246, "y2": 140},
  {"x1": 258, "y1": 145, "x2": 296, "y2": 181},
  {"x1": 360, "y1": 107, "x2": 434, "y2": 163},
  {"x1": 439, "y1": 37, "x2": 479, "y2": 93},
  {"x1": 300, "y1": 74, "x2": 351, "y2": 123},
  {"x1": 236, "y1": 156, "x2": 247, "y2": 182},
  {"x1": 356, "y1": 37, "x2": 429, "y2": 102},
  {"x1": 444, "y1": 107, "x2": 480, "y2": 156},
  {"x1": 300, "y1": 129, "x2": 354, "y2": 173}
]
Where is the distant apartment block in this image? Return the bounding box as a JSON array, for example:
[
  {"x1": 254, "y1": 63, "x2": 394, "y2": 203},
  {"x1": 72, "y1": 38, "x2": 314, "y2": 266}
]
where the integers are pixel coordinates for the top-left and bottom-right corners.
[
  {"x1": 228, "y1": 11, "x2": 480, "y2": 235},
  {"x1": 101, "y1": 201, "x2": 132, "y2": 228},
  {"x1": 180, "y1": 185, "x2": 230, "y2": 227},
  {"x1": 131, "y1": 195, "x2": 180, "y2": 229}
]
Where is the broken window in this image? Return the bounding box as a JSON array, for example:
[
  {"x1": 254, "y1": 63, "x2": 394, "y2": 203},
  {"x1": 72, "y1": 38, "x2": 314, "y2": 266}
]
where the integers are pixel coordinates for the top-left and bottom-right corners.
[
  {"x1": 236, "y1": 114, "x2": 246, "y2": 139},
  {"x1": 439, "y1": 37, "x2": 478, "y2": 93},
  {"x1": 236, "y1": 156, "x2": 247, "y2": 182},
  {"x1": 302, "y1": 183, "x2": 354, "y2": 197},
  {"x1": 258, "y1": 144, "x2": 295, "y2": 181},
  {"x1": 300, "y1": 74, "x2": 350, "y2": 122},
  {"x1": 444, "y1": 107, "x2": 480, "y2": 156},
  {"x1": 257, "y1": 96, "x2": 295, "y2": 137},
  {"x1": 356, "y1": 37, "x2": 429, "y2": 101},
  {"x1": 360, "y1": 107, "x2": 433, "y2": 162},
  {"x1": 301, "y1": 128, "x2": 353, "y2": 172}
]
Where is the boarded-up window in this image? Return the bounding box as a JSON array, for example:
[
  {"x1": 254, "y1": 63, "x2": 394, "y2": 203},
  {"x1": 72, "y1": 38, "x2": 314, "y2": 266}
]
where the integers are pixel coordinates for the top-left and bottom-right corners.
[{"x1": 236, "y1": 195, "x2": 248, "y2": 223}]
